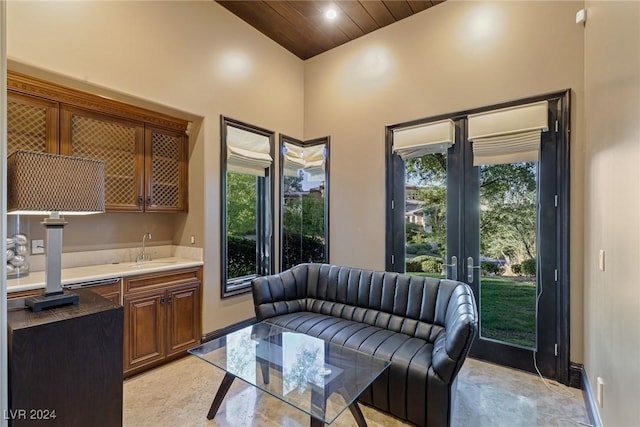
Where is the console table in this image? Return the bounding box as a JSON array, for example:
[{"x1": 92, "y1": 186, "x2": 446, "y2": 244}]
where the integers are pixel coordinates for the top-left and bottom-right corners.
[{"x1": 7, "y1": 289, "x2": 123, "y2": 427}]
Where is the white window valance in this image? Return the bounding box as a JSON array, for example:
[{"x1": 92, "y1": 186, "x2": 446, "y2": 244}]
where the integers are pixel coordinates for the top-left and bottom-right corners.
[
  {"x1": 226, "y1": 126, "x2": 272, "y2": 176},
  {"x1": 303, "y1": 144, "x2": 326, "y2": 181},
  {"x1": 392, "y1": 119, "x2": 455, "y2": 160},
  {"x1": 283, "y1": 142, "x2": 326, "y2": 181},
  {"x1": 283, "y1": 142, "x2": 305, "y2": 177},
  {"x1": 468, "y1": 101, "x2": 548, "y2": 166}
]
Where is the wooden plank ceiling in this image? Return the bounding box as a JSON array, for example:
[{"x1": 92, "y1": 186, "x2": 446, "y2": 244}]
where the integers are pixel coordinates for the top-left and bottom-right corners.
[{"x1": 216, "y1": 0, "x2": 444, "y2": 60}]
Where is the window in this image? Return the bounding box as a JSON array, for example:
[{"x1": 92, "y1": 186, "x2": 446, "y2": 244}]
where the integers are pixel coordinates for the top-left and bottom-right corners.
[
  {"x1": 280, "y1": 135, "x2": 329, "y2": 270},
  {"x1": 221, "y1": 117, "x2": 274, "y2": 297}
]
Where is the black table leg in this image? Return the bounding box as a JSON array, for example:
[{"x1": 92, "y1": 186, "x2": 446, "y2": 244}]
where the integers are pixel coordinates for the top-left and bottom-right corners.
[
  {"x1": 259, "y1": 359, "x2": 270, "y2": 384},
  {"x1": 310, "y1": 416, "x2": 325, "y2": 427},
  {"x1": 207, "y1": 372, "x2": 236, "y2": 420},
  {"x1": 348, "y1": 401, "x2": 367, "y2": 427},
  {"x1": 310, "y1": 382, "x2": 327, "y2": 427}
]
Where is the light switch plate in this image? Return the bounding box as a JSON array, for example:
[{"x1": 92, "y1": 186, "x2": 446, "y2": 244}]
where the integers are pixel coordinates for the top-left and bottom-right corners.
[
  {"x1": 597, "y1": 377, "x2": 604, "y2": 408},
  {"x1": 32, "y1": 239, "x2": 45, "y2": 255},
  {"x1": 576, "y1": 8, "x2": 587, "y2": 25},
  {"x1": 598, "y1": 249, "x2": 605, "y2": 272}
]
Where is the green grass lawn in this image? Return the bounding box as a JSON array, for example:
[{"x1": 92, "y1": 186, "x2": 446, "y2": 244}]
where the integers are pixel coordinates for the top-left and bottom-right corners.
[{"x1": 409, "y1": 273, "x2": 536, "y2": 348}]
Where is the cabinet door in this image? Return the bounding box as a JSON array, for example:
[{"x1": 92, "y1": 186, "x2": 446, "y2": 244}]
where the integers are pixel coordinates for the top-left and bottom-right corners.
[
  {"x1": 7, "y1": 92, "x2": 59, "y2": 155},
  {"x1": 60, "y1": 105, "x2": 145, "y2": 212},
  {"x1": 145, "y1": 126, "x2": 187, "y2": 212},
  {"x1": 123, "y1": 290, "x2": 166, "y2": 373},
  {"x1": 166, "y1": 282, "x2": 201, "y2": 357}
]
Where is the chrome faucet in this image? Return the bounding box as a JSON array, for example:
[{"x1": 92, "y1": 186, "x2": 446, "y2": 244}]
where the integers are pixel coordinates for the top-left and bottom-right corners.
[{"x1": 137, "y1": 232, "x2": 152, "y2": 263}]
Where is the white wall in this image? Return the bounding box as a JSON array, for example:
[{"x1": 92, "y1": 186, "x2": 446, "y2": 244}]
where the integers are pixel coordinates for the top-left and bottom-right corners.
[
  {"x1": 583, "y1": 1, "x2": 640, "y2": 425},
  {"x1": 7, "y1": 0, "x2": 305, "y2": 332},
  {"x1": 304, "y1": 1, "x2": 586, "y2": 362}
]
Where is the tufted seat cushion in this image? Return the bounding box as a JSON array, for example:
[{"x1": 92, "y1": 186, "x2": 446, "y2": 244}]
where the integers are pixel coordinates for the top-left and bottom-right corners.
[{"x1": 252, "y1": 263, "x2": 477, "y2": 427}]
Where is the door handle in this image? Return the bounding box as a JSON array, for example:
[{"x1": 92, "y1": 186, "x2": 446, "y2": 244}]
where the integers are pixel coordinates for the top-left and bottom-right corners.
[
  {"x1": 467, "y1": 257, "x2": 481, "y2": 283},
  {"x1": 443, "y1": 256, "x2": 457, "y2": 281}
]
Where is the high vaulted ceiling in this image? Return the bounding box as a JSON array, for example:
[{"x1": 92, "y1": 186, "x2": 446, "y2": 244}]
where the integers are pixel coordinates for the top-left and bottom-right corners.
[{"x1": 216, "y1": 1, "x2": 444, "y2": 60}]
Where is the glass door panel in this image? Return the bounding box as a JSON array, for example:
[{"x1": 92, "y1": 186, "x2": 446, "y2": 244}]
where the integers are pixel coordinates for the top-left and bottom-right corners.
[
  {"x1": 404, "y1": 152, "x2": 447, "y2": 279},
  {"x1": 478, "y1": 162, "x2": 538, "y2": 349}
]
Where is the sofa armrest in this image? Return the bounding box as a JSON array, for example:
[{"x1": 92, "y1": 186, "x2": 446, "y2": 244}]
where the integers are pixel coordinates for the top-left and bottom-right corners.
[
  {"x1": 251, "y1": 265, "x2": 310, "y2": 321},
  {"x1": 431, "y1": 283, "x2": 478, "y2": 384}
]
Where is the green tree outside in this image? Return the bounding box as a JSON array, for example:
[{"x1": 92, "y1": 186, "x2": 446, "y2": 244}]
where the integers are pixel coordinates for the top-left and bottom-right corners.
[
  {"x1": 405, "y1": 155, "x2": 537, "y2": 269},
  {"x1": 282, "y1": 174, "x2": 325, "y2": 269},
  {"x1": 227, "y1": 172, "x2": 257, "y2": 278}
]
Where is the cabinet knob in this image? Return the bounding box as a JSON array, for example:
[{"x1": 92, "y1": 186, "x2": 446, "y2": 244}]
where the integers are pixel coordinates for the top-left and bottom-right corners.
[
  {"x1": 168, "y1": 295, "x2": 173, "y2": 305},
  {"x1": 137, "y1": 196, "x2": 143, "y2": 208},
  {"x1": 146, "y1": 196, "x2": 152, "y2": 206},
  {"x1": 160, "y1": 296, "x2": 165, "y2": 305}
]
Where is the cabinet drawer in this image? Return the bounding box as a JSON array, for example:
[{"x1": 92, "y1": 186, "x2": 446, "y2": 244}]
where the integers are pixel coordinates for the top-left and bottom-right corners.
[{"x1": 124, "y1": 267, "x2": 201, "y2": 294}]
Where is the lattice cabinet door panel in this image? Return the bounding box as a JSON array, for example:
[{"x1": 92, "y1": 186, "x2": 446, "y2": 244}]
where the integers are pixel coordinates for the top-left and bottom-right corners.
[
  {"x1": 60, "y1": 105, "x2": 145, "y2": 212},
  {"x1": 7, "y1": 92, "x2": 59, "y2": 155},
  {"x1": 145, "y1": 126, "x2": 188, "y2": 212}
]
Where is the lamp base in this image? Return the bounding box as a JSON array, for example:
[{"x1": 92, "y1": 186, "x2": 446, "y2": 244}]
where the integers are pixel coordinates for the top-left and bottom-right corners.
[{"x1": 25, "y1": 290, "x2": 79, "y2": 312}]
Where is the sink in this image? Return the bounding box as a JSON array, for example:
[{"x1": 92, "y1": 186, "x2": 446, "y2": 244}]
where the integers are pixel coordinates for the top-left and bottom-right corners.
[{"x1": 126, "y1": 260, "x2": 177, "y2": 269}]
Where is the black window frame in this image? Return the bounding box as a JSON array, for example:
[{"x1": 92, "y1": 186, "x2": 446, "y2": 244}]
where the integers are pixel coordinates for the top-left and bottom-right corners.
[
  {"x1": 221, "y1": 116, "x2": 275, "y2": 298},
  {"x1": 279, "y1": 134, "x2": 330, "y2": 271}
]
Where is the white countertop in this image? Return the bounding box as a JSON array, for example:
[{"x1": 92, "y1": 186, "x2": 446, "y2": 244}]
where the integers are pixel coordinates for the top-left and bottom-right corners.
[{"x1": 7, "y1": 257, "x2": 204, "y2": 294}]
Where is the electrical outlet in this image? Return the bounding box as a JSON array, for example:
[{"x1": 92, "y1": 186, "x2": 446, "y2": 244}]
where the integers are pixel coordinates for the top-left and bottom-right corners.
[
  {"x1": 597, "y1": 377, "x2": 604, "y2": 408},
  {"x1": 598, "y1": 250, "x2": 605, "y2": 272},
  {"x1": 31, "y1": 239, "x2": 45, "y2": 255}
]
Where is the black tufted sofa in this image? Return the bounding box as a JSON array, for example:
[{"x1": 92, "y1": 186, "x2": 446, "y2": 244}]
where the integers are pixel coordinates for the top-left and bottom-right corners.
[{"x1": 251, "y1": 263, "x2": 478, "y2": 427}]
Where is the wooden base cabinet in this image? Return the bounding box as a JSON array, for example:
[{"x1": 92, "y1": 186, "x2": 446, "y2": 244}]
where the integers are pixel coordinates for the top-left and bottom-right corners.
[{"x1": 123, "y1": 267, "x2": 201, "y2": 377}]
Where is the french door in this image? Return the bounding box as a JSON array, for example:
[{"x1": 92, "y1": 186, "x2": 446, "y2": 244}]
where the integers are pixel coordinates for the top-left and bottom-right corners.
[{"x1": 386, "y1": 92, "x2": 570, "y2": 382}]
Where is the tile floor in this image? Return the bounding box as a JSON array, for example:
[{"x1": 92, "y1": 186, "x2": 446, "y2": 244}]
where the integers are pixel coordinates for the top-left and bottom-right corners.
[{"x1": 124, "y1": 356, "x2": 591, "y2": 427}]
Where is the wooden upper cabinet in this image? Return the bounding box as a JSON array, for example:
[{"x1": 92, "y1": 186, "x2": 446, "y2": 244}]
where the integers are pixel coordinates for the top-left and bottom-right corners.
[
  {"x1": 60, "y1": 105, "x2": 146, "y2": 212},
  {"x1": 7, "y1": 92, "x2": 59, "y2": 155},
  {"x1": 145, "y1": 126, "x2": 187, "y2": 212},
  {"x1": 7, "y1": 71, "x2": 189, "y2": 213}
]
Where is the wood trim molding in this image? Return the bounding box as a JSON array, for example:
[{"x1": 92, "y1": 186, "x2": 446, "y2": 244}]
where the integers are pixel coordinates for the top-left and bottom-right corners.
[
  {"x1": 201, "y1": 317, "x2": 257, "y2": 343},
  {"x1": 8, "y1": 71, "x2": 188, "y2": 132},
  {"x1": 7, "y1": 289, "x2": 42, "y2": 301}
]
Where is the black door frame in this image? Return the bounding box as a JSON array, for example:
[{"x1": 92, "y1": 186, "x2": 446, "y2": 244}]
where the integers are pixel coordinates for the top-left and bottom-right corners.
[{"x1": 385, "y1": 90, "x2": 571, "y2": 384}]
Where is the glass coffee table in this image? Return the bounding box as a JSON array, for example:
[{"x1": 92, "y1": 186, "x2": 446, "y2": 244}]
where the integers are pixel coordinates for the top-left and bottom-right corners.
[{"x1": 189, "y1": 322, "x2": 391, "y2": 426}]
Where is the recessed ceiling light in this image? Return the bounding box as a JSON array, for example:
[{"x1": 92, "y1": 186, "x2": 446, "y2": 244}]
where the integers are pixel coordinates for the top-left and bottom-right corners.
[{"x1": 325, "y1": 8, "x2": 338, "y2": 20}]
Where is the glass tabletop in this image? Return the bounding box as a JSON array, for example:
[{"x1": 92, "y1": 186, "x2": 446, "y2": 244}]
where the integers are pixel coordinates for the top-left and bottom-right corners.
[{"x1": 189, "y1": 322, "x2": 391, "y2": 424}]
